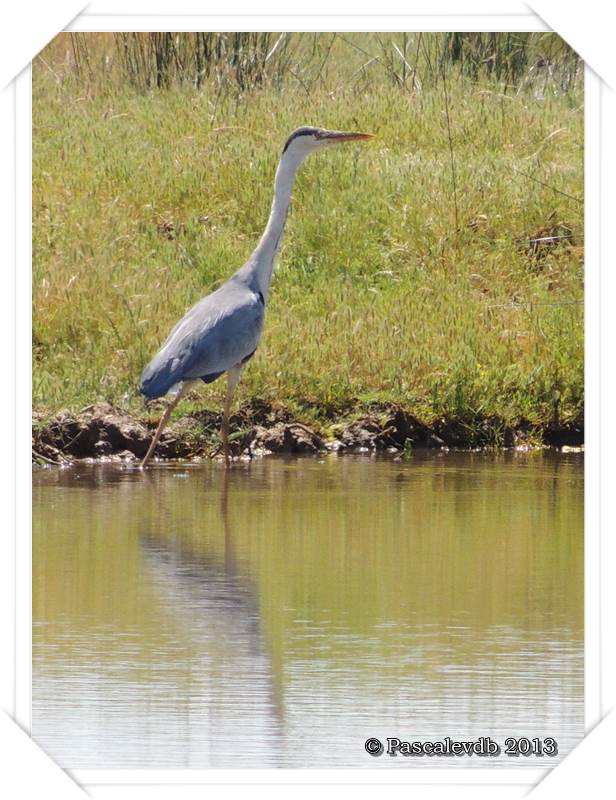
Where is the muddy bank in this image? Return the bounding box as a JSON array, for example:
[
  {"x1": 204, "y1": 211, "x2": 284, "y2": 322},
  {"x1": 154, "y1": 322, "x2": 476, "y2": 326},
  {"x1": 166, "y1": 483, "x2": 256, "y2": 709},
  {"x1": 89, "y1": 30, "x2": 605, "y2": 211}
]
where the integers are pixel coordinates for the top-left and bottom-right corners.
[{"x1": 32, "y1": 401, "x2": 584, "y2": 465}]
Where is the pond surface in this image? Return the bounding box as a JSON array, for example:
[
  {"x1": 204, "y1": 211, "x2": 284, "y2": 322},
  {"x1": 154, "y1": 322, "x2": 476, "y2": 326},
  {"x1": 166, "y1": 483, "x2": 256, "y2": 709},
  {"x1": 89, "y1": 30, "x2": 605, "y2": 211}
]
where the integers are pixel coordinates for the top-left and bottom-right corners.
[{"x1": 32, "y1": 451, "x2": 583, "y2": 769}]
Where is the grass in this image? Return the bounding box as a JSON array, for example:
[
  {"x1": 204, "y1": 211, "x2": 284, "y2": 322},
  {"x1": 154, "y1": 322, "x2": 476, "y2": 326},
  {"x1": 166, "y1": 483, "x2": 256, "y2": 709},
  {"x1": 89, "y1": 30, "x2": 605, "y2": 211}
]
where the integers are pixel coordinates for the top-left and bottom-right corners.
[{"x1": 32, "y1": 33, "x2": 583, "y2": 436}]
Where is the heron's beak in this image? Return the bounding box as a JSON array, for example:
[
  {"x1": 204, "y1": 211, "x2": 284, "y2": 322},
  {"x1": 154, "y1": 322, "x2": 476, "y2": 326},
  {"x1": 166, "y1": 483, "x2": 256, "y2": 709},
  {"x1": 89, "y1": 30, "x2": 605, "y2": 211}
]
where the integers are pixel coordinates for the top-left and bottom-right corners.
[{"x1": 325, "y1": 131, "x2": 375, "y2": 143}]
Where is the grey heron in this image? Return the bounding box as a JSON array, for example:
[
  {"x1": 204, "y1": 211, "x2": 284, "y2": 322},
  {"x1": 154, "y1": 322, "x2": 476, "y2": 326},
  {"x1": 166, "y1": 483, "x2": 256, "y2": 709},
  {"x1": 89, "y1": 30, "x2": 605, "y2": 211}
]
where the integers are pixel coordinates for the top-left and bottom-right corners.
[{"x1": 139, "y1": 126, "x2": 374, "y2": 468}]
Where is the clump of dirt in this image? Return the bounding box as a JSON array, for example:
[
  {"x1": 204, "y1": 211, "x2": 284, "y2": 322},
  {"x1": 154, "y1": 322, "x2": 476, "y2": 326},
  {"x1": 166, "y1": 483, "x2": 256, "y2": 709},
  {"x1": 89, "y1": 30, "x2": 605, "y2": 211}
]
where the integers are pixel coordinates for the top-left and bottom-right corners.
[
  {"x1": 252, "y1": 422, "x2": 325, "y2": 454},
  {"x1": 32, "y1": 402, "x2": 194, "y2": 464},
  {"x1": 333, "y1": 408, "x2": 444, "y2": 451},
  {"x1": 543, "y1": 420, "x2": 584, "y2": 447},
  {"x1": 515, "y1": 211, "x2": 577, "y2": 269}
]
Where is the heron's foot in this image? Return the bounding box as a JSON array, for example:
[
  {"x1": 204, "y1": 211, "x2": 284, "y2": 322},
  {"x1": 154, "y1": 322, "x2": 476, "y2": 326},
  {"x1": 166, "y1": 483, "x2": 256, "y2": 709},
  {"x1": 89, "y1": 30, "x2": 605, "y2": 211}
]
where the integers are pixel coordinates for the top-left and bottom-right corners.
[
  {"x1": 140, "y1": 445, "x2": 156, "y2": 469},
  {"x1": 208, "y1": 443, "x2": 222, "y2": 460},
  {"x1": 208, "y1": 444, "x2": 234, "y2": 466},
  {"x1": 209, "y1": 430, "x2": 240, "y2": 463}
]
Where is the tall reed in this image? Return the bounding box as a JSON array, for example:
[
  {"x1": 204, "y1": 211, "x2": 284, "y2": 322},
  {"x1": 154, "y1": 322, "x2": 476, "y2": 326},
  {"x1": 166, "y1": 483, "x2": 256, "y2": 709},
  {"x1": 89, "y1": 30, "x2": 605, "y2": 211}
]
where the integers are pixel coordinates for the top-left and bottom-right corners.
[{"x1": 57, "y1": 32, "x2": 582, "y2": 97}]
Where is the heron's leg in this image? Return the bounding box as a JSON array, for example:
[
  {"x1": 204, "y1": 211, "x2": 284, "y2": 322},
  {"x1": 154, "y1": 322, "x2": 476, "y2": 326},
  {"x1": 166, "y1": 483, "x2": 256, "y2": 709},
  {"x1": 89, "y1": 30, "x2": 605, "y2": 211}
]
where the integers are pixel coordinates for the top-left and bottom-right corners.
[
  {"x1": 141, "y1": 383, "x2": 189, "y2": 469},
  {"x1": 221, "y1": 364, "x2": 243, "y2": 468}
]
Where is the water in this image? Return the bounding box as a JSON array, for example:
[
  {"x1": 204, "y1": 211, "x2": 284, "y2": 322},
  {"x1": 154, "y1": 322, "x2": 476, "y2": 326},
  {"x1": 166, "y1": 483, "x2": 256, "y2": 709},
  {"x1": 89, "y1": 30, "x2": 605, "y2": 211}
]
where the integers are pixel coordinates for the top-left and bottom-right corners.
[{"x1": 32, "y1": 451, "x2": 584, "y2": 769}]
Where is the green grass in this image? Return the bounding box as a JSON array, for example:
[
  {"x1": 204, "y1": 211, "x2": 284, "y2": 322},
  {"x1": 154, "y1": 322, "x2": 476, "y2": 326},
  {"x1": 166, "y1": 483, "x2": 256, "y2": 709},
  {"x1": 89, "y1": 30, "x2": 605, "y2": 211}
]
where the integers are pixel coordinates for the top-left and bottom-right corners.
[{"x1": 33, "y1": 33, "x2": 583, "y2": 433}]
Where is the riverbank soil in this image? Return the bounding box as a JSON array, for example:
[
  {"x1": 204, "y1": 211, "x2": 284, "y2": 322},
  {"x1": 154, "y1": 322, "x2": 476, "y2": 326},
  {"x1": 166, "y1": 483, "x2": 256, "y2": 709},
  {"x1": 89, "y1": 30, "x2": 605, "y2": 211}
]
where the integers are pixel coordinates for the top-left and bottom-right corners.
[{"x1": 32, "y1": 402, "x2": 583, "y2": 464}]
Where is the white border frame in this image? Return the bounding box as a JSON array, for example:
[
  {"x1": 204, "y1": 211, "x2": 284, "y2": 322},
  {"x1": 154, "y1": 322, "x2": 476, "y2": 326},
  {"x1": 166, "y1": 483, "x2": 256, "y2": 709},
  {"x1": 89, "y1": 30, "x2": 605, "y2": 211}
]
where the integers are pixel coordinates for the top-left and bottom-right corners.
[{"x1": 11, "y1": 8, "x2": 602, "y2": 797}]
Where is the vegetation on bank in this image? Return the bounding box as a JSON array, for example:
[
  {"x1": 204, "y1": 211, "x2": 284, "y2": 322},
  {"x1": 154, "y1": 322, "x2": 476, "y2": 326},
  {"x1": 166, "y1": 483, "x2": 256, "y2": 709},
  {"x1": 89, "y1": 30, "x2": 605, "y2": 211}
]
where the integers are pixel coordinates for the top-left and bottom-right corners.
[{"x1": 33, "y1": 33, "x2": 583, "y2": 443}]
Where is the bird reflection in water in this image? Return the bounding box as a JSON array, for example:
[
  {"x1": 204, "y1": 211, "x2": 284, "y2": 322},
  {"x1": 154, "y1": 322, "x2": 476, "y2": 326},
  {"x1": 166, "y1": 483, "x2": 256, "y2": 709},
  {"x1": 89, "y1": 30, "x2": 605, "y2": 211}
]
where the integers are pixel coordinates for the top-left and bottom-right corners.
[{"x1": 138, "y1": 470, "x2": 284, "y2": 765}]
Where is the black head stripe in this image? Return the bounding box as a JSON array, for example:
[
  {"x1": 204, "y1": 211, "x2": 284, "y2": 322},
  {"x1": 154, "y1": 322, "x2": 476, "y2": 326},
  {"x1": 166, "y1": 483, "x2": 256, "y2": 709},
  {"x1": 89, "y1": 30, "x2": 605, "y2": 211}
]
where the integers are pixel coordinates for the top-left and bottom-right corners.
[{"x1": 282, "y1": 126, "x2": 320, "y2": 154}]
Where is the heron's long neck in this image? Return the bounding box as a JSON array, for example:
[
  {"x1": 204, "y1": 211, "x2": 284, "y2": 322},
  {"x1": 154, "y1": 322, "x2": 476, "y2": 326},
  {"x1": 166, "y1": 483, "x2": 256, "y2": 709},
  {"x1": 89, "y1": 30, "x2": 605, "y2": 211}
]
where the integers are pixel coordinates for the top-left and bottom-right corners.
[{"x1": 250, "y1": 152, "x2": 304, "y2": 299}]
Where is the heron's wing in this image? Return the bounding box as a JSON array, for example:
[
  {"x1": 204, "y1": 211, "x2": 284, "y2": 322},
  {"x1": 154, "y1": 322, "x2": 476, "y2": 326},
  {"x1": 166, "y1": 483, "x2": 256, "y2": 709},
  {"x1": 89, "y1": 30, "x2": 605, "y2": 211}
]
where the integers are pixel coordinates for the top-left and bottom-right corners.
[
  {"x1": 181, "y1": 285, "x2": 265, "y2": 379},
  {"x1": 139, "y1": 281, "x2": 264, "y2": 398}
]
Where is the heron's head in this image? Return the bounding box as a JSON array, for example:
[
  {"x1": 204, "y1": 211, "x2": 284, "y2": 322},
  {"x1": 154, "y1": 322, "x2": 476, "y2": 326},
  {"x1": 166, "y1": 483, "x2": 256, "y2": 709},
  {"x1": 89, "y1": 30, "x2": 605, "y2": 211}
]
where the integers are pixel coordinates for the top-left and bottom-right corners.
[{"x1": 282, "y1": 126, "x2": 374, "y2": 159}]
